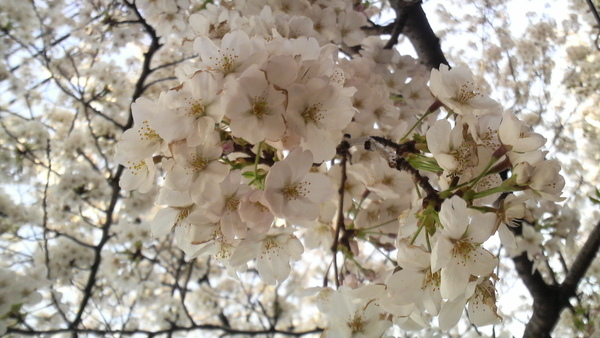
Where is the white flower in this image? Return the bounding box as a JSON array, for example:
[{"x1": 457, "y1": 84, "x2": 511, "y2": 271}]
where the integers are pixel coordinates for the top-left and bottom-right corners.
[
  {"x1": 119, "y1": 157, "x2": 156, "y2": 193},
  {"x1": 239, "y1": 190, "x2": 275, "y2": 233},
  {"x1": 437, "y1": 277, "x2": 501, "y2": 330},
  {"x1": 156, "y1": 71, "x2": 224, "y2": 146},
  {"x1": 284, "y1": 78, "x2": 356, "y2": 162},
  {"x1": 349, "y1": 156, "x2": 413, "y2": 200},
  {"x1": 115, "y1": 97, "x2": 164, "y2": 162},
  {"x1": 194, "y1": 30, "x2": 266, "y2": 76},
  {"x1": 384, "y1": 241, "x2": 442, "y2": 316},
  {"x1": 528, "y1": 160, "x2": 565, "y2": 202},
  {"x1": 224, "y1": 65, "x2": 287, "y2": 144},
  {"x1": 499, "y1": 111, "x2": 546, "y2": 152},
  {"x1": 263, "y1": 148, "x2": 333, "y2": 223},
  {"x1": 429, "y1": 64, "x2": 501, "y2": 116},
  {"x1": 318, "y1": 285, "x2": 391, "y2": 338},
  {"x1": 508, "y1": 223, "x2": 544, "y2": 261},
  {"x1": 467, "y1": 278, "x2": 502, "y2": 327},
  {"x1": 431, "y1": 196, "x2": 498, "y2": 301},
  {"x1": 164, "y1": 132, "x2": 229, "y2": 192},
  {"x1": 151, "y1": 188, "x2": 195, "y2": 238},
  {"x1": 229, "y1": 227, "x2": 303, "y2": 285},
  {"x1": 426, "y1": 119, "x2": 463, "y2": 173},
  {"x1": 191, "y1": 170, "x2": 251, "y2": 240},
  {"x1": 332, "y1": 10, "x2": 367, "y2": 47}
]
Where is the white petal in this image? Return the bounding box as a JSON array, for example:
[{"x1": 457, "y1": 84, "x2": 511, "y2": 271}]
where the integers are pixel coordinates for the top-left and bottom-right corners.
[
  {"x1": 440, "y1": 259, "x2": 470, "y2": 300},
  {"x1": 431, "y1": 236, "x2": 453, "y2": 272},
  {"x1": 439, "y1": 196, "x2": 468, "y2": 239},
  {"x1": 438, "y1": 298, "x2": 467, "y2": 330},
  {"x1": 465, "y1": 212, "x2": 497, "y2": 243}
]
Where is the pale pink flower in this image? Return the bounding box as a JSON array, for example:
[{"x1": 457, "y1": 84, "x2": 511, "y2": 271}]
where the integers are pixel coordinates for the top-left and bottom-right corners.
[
  {"x1": 385, "y1": 241, "x2": 442, "y2": 316},
  {"x1": 156, "y1": 71, "x2": 224, "y2": 146},
  {"x1": 284, "y1": 78, "x2": 356, "y2": 162},
  {"x1": 431, "y1": 196, "x2": 498, "y2": 301},
  {"x1": 438, "y1": 277, "x2": 501, "y2": 329},
  {"x1": 194, "y1": 30, "x2": 266, "y2": 76},
  {"x1": 229, "y1": 227, "x2": 303, "y2": 285},
  {"x1": 119, "y1": 157, "x2": 156, "y2": 193},
  {"x1": 430, "y1": 64, "x2": 501, "y2": 116},
  {"x1": 513, "y1": 160, "x2": 565, "y2": 201},
  {"x1": 467, "y1": 278, "x2": 502, "y2": 327},
  {"x1": 191, "y1": 170, "x2": 251, "y2": 240},
  {"x1": 164, "y1": 132, "x2": 229, "y2": 192},
  {"x1": 263, "y1": 148, "x2": 333, "y2": 223},
  {"x1": 499, "y1": 112, "x2": 546, "y2": 152},
  {"x1": 528, "y1": 160, "x2": 565, "y2": 202},
  {"x1": 332, "y1": 10, "x2": 367, "y2": 47},
  {"x1": 151, "y1": 188, "x2": 195, "y2": 238},
  {"x1": 224, "y1": 65, "x2": 286, "y2": 144},
  {"x1": 239, "y1": 190, "x2": 275, "y2": 233},
  {"x1": 115, "y1": 97, "x2": 164, "y2": 162},
  {"x1": 317, "y1": 285, "x2": 391, "y2": 338},
  {"x1": 349, "y1": 156, "x2": 413, "y2": 200}
]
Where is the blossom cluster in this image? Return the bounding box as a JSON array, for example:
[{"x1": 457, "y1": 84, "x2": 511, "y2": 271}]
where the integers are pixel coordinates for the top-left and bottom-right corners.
[
  {"x1": 0, "y1": 267, "x2": 50, "y2": 335},
  {"x1": 115, "y1": 0, "x2": 565, "y2": 334}
]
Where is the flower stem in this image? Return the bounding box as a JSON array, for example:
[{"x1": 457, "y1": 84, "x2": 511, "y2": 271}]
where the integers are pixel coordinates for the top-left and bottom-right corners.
[
  {"x1": 399, "y1": 100, "x2": 441, "y2": 141},
  {"x1": 468, "y1": 155, "x2": 498, "y2": 191}
]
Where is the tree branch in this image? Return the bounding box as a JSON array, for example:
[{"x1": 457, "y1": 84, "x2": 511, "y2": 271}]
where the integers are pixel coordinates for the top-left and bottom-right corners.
[
  {"x1": 519, "y1": 220, "x2": 600, "y2": 337},
  {"x1": 562, "y1": 221, "x2": 600, "y2": 295},
  {"x1": 401, "y1": 2, "x2": 449, "y2": 70}
]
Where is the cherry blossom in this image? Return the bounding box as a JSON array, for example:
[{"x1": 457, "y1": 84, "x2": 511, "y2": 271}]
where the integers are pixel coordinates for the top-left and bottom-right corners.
[
  {"x1": 224, "y1": 65, "x2": 287, "y2": 144},
  {"x1": 499, "y1": 111, "x2": 546, "y2": 153},
  {"x1": 229, "y1": 227, "x2": 303, "y2": 285},
  {"x1": 194, "y1": 30, "x2": 266, "y2": 77},
  {"x1": 263, "y1": 148, "x2": 333, "y2": 223},
  {"x1": 430, "y1": 64, "x2": 502, "y2": 116},
  {"x1": 164, "y1": 133, "x2": 229, "y2": 192},
  {"x1": 431, "y1": 196, "x2": 498, "y2": 301}
]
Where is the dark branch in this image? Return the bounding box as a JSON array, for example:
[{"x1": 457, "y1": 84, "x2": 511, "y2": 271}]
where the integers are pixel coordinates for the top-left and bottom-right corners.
[
  {"x1": 562, "y1": 221, "x2": 600, "y2": 296},
  {"x1": 401, "y1": 2, "x2": 449, "y2": 70}
]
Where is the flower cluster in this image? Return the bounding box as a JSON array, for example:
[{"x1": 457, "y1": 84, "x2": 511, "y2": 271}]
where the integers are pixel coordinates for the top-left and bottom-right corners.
[
  {"x1": 0, "y1": 267, "x2": 50, "y2": 335},
  {"x1": 115, "y1": 1, "x2": 564, "y2": 333}
]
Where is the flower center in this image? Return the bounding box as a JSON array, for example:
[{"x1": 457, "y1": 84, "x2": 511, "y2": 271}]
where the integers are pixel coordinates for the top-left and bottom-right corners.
[
  {"x1": 423, "y1": 270, "x2": 441, "y2": 291},
  {"x1": 261, "y1": 236, "x2": 283, "y2": 257},
  {"x1": 453, "y1": 241, "x2": 478, "y2": 264},
  {"x1": 186, "y1": 99, "x2": 206, "y2": 118},
  {"x1": 138, "y1": 120, "x2": 160, "y2": 141},
  {"x1": 449, "y1": 140, "x2": 478, "y2": 176},
  {"x1": 216, "y1": 49, "x2": 238, "y2": 74},
  {"x1": 126, "y1": 160, "x2": 146, "y2": 175},
  {"x1": 454, "y1": 82, "x2": 481, "y2": 104},
  {"x1": 251, "y1": 97, "x2": 270, "y2": 118},
  {"x1": 189, "y1": 156, "x2": 209, "y2": 172},
  {"x1": 225, "y1": 196, "x2": 240, "y2": 211},
  {"x1": 282, "y1": 182, "x2": 309, "y2": 200},
  {"x1": 348, "y1": 311, "x2": 366, "y2": 333},
  {"x1": 174, "y1": 206, "x2": 193, "y2": 229},
  {"x1": 301, "y1": 104, "x2": 323, "y2": 124}
]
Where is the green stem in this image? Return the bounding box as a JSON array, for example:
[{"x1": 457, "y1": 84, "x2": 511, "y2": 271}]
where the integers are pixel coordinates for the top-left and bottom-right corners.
[
  {"x1": 249, "y1": 141, "x2": 264, "y2": 189},
  {"x1": 254, "y1": 141, "x2": 263, "y2": 174},
  {"x1": 472, "y1": 185, "x2": 512, "y2": 200},
  {"x1": 410, "y1": 221, "x2": 425, "y2": 245},
  {"x1": 425, "y1": 231, "x2": 432, "y2": 252},
  {"x1": 360, "y1": 218, "x2": 399, "y2": 231},
  {"x1": 414, "y1": 180, "x2": 423, "y2": 199},
  {"x1": 468, "y1": 155, "x2": 498, "y2": 190},
  {"x1": 400, "y1": 110, "x2": 435, "y2": 142}
]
